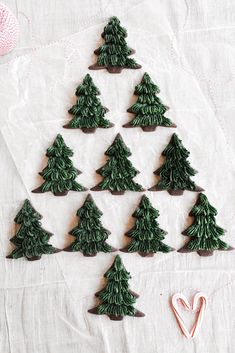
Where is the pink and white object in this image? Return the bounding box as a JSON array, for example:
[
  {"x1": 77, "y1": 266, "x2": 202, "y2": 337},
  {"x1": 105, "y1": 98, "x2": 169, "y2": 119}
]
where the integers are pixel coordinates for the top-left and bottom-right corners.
[
  {"x1": 0, "y1": 2, "x2": 19, "y2": 56},
  {"x1": 171, "y1": 292, "x2": 208, "y2": 339}
]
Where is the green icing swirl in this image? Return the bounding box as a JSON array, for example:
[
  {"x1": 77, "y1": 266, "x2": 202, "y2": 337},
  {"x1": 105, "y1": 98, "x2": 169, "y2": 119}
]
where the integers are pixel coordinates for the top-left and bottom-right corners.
[
  {"x1": 32, "y1": 134, "x2": 86, "y2": 196},
  {"x1": 65, "y1": 74, "x2": 113, "y2": 130},
  {"x1": 67, "y1": 194, "x2": 114, "y2": 256},
  {"x1": 151, "y1": 133, "x2": 201, "y2": 192},
  {"x1": 124, "y1": 195, "x2": 173, "y2": 255},
  {"x1": 125, "y1": 73, "x2": 175, "y2": 128},
  {"x1": 7, "y1": 199, "x2": 58, "y2": 260},
  {"x1": 92, "y1": 133, "x2": 144, "y2": 193},
  {"x1": 91, "y1": 16, "x2": 140, "y2": 70},
  {"x1": 183, "y1": 193, "x2": 230, "y2": 252},
  {"x1": 95, "y1": 255, "x2": 138, "y2": 317}
]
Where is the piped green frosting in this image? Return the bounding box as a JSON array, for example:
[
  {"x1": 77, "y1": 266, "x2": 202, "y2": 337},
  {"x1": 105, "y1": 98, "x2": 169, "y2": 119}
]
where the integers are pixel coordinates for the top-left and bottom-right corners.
[
  {"x1": 124, "y1": 73, "x2": 176, "y2": 129},
  {"x1": 95, "y1": 255, "x2": 139, "y2": 317},
  {"x1": 66, "y1": 194, "x2": 114, "y2": 256},
  {"x1": 149, "y1": 133, "x2": 203, "y2": 194},
  {"x1": 123, "y1": 195, "x2": 173, "y2": 255},
  {"x1": 7, "y1": 199, "x2": 58, "y2": 260},
  {"x1": 32, "y1": 134, "x2": 86, "y2": 196},
  {"x1": 64, "y1": 74, "x2": 113, "y2": 130},
  {"x1": 182, "y1": 193, "x2": 231, "y2": 252},
  {"x1": 91, "y1": 133, "x2": 144, "y2": 194},
  {"x1": 89, "y1": 16, "x2": 141, "y2": 71}
]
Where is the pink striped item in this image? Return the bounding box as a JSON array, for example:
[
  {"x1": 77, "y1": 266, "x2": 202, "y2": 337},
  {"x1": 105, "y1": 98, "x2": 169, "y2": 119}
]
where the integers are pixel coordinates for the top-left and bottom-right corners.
[
  {"x1": 171, "y1": 292, "x2": 208, "y2": 339},
  {"x1": 0, "y1": 2, "x2": 19, "y2": 56}
]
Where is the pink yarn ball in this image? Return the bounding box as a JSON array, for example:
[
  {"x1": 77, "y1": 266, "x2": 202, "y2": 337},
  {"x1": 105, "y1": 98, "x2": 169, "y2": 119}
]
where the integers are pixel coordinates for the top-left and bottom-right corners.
[{"x1": 0, "y1": 2, "x2": 19, "y2": 56}]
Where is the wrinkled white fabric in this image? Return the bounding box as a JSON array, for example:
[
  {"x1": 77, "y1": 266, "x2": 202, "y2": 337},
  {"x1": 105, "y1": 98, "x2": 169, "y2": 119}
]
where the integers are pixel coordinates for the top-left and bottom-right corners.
[{"x1": 0, "y1": 1, "x2": 235, "y2": 352}]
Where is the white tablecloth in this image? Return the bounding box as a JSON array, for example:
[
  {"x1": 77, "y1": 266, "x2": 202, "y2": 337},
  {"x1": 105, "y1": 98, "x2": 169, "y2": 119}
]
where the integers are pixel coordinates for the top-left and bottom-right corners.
[{"x1": 0, "y1": 1, "x2": 235, "y2": 352}]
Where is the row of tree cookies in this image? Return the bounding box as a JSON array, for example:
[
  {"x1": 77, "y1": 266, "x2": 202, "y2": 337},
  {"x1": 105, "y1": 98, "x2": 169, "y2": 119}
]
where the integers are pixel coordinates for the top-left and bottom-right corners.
[
  {"x1": 64, "y1": 72, "x2": 176, "y2": 133},
  {"x1": 7, "y1": 193, "x2": 232, "y2": 261},
  {"x1": 32, "y1": 133, "x2": 203, "y2": 196}
]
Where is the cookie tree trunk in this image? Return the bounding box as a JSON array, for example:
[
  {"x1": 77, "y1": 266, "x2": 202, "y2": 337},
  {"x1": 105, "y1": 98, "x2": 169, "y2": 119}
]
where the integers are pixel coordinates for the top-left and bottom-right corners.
[
  {"x1": 63, "y1": 73, "x2": 113, "y2": 133},
  {"x1": 88, "y1": 255, "x2": 145, "y2": 320},
  {"x1": 63, "y1": 194, "x2": 116, "y2": 256},
  {"x1": 149, "y1": 133, "x2": 204, "y2": 195},
  {"x1": 89, "y1": 16, "x2": 141, "y2": 74},
  {"x1": 91, "y1": 133, "x2": 144, "y2": 195},
  {"x1": 32, "y1": 134, "x2": 87, "y2": 196},
  {"x1": 178, "y1": 193, "x2": 233, "y2": 256},
  {"x1": 6, "y1": 199, "x2": 60, "y2": 261},
  {"x1": 123, "y1": 73, "x2": 176, "y2": 131},
  {"x1": 120, "y1": 195, "x2": 174, "y2": 257}
]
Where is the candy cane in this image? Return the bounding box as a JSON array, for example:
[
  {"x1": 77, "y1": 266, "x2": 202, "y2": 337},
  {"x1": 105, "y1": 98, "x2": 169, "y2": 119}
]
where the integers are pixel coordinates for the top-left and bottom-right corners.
[
  {"x1": 190, "y1": 292, "x2": 208, "y2": 338},
  {"x1": 171, "y1": 292, "x2": 208, "y2": 339},
  {"x1": 171, "y1": 293, "x2": 191, "y2": 338}
]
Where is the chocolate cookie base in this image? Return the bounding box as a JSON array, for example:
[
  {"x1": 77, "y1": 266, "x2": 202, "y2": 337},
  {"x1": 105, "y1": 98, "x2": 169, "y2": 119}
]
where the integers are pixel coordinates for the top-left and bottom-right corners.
[
  {"x1": 111, "y1": 190, "x2": 125, "y2": 195},
  {"x1": 63, "y1": 124, "x2": 96, "y2": 133},
  {"x1": 148, "y1": 185, "x2": 204, "y2": 195},
  {"x1": 120, "y1": 246, "x2": 154, "y2": 257},
  {"x1": 89, "y1": 64, "x2": 141, "y2": 74},
  {"x1": 138, "y1": 252, "x2": 154, "y2": 257},
  {"x1": 63, "y1": 124, "x2": 114, "y2": 133},
  {"x1": 123, "y1": 122, "x2": 177, "y2": 132},
  {"x1": 178, "y1": 245, "x2": 233, "y2": 257},
  {"x1": 26, "y1": 256, "x2": 42, "y2": 261},
  {"x1": 90, "y1": 185, "x2": 125, "y2": 195},
  {"x1": 88, "y1": 307, "x2": 145, "y2": 320},
  {"x1": 32, "y1": 187, "x2": 68, "y2": 196}
]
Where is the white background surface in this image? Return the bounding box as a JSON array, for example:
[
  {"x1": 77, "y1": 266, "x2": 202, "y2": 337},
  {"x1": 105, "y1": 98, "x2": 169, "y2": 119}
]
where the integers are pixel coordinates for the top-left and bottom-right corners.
[{"x1": 0, "y1": 1, "x2": 235, "y2": 352}]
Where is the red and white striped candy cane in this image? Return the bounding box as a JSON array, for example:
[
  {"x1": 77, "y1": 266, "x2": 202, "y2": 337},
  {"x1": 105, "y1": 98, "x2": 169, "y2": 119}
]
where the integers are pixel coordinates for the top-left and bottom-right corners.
[
  {"x1": 171, "y1": 293, "x2": 192, "y2": 338},
  {"x1": 190, "y1": 292, "x2": 208, "y2": 338},
  {"x1": 171, "y1": 292, "x2": 208, "y2": 339}
]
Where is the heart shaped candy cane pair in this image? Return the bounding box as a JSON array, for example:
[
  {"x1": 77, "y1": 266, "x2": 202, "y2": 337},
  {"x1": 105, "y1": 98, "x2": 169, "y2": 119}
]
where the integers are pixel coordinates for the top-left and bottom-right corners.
[{"x1": 171, "y1": 292, "x2": 208, "y2": 339}]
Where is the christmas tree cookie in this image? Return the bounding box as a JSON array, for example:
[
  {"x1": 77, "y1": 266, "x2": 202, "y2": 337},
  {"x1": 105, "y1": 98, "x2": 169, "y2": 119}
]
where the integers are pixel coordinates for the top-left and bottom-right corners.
[
  {"x1": 7, "y1": 199, "x2": 60, "y2": 261},
  {"x1": 32, "y1": 134, "x2": 87, "y2": 196},
  {"x1": 64, "y1": 194, "x2": 116, "y2": 256},
  {"x1": 178, "y1": 193, "x2": 233, "y2": 256},
  {"x1": 89, "y1": 16, "x2": 141, "y2": 73},
  {"x1": 88, "y1": 255, "x2": 145, "y2": 320},
  {"x1": 91, "y1": 133, "x2": 144, "y2": 195},
  {"x1": 63, "y1": 73, "x2": 113, "y2": 133},
  {"x1": 123, "y1": 73, "x2": 176, "y2": 131},
  {"x1": 149, "y1": 133, "x2": 204, "y2": 195},
  {"x1": 121, "y1": 195, "x2": 174, "y2": 257}
]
